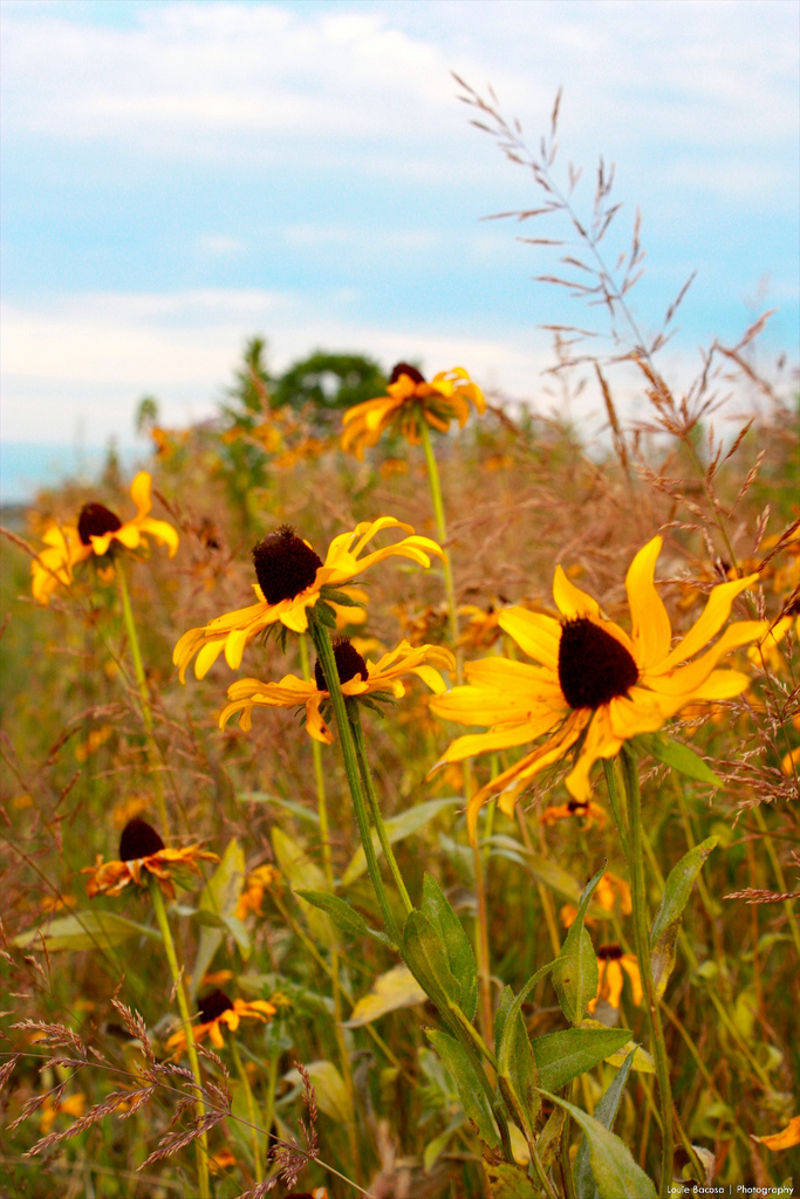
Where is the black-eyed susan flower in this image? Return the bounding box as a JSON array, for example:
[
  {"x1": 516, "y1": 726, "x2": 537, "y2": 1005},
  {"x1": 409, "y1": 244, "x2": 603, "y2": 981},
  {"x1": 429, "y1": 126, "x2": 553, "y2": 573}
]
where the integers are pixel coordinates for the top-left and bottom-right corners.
[
  {"x1": 430, "y1": 535, "x2": 766, "y2": 839},
  {"x1": 165, "y1": 988, "x2": 276, "y2": 1053},
  {"x1": 560, "y1": 871, "x2": 631, "y2": 928},
  {"x1": 589, "y1": 944, "x2": 643, "y2": 1012},
  {"x1": 31, "y1": 472, "x2": 179, "y2": 604},
  {"x1": 174, "y1": 518, "x2": 443, "y2": 680},
  {"x1": 82, "y1": 819, "x2": 218, "y2": 901},
  {"x1": 219, "y1": 638, "x2": 455, "y2": 743},
  {"x1": 341, "y1": 363, "x2": 485, "y2": 459},
  {"x1": 234, "y1": 863, "x2": 282, "y2": 920},
  {"x1": 539, "y1": 798, "x2": 608, "y2": 829}
]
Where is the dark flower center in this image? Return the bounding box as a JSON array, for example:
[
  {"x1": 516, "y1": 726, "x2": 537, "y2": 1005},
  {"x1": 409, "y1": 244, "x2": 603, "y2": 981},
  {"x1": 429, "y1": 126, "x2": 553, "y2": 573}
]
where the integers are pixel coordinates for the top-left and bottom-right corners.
[
  {"x1": 78, "y1": 502, "x2": 122, "y2": 545},
  {"x1": 198, "y1": 988, "x2": 234, "y2": 1023},
  {"x1": 389, "y1": 362, "x2": 426, "y2": 386},
  {"x1": 567, "y1": 800, "x2": 589, "y2": 814},
  {"x1": 119, "y1": 818, "x2": 165, "y2": 861},
  {"x1": 597, "y1": 944, "x2": 624, "y2": 961},
  {"x1": 314, "y1": 638, "x2": 368, "y2": 691},
  {"x1": 557, "y1": 617, "x2": 638, "y2": 710},
  {"x1": 251, "y1": 526, "x2": 323, "y2": 604}
]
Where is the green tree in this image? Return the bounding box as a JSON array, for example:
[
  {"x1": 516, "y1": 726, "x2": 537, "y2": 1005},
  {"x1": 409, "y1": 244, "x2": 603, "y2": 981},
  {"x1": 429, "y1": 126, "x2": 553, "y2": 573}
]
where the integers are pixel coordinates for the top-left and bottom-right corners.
[{"x1": 272, "y1": 350, "x2": 387, "y2": 428}]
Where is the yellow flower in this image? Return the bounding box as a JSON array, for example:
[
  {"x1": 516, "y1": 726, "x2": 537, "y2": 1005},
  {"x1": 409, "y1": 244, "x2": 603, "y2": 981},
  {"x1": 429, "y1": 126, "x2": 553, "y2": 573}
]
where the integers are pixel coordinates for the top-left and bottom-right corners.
[
  {"x1": 220, "y1": 638, "x2": 455, "y2": 743},
  {"x1": 589, "y1": 944, "x2": 643, "y2": 1012},
  {"x1": 174, "y1": 518, "x2": 443, "y2": 681},
  {"x1": 166, "y1": 988, "x2": 276, "y2": 1053},
  {"x1": 82, "y1": 819, "x2": 218, "y2": 901},
  {"x1": 235, "y1": 863, "x2": 282, "y2": 920},
  {"x1": 31, "y1": 472, "x2": 179, "y2": 604},
  {"x1": 748, "y1": 610, "x2": 799, "y2": 671},
  {"x1": 39, "y1": 1092, "x2": 86, "y2": 1133},
  {"x1": 539, "y1": 798, "x2": 608, "y2": 829},
  {"x1": 430, "y1": 536, "x2": 765, "y2": 840},
  {"x1": 560, "y1": 871, "x2": 631, "y2": 928},
  {"x1": 341, "y1": 363, "x2": 485, "y2": 459}
]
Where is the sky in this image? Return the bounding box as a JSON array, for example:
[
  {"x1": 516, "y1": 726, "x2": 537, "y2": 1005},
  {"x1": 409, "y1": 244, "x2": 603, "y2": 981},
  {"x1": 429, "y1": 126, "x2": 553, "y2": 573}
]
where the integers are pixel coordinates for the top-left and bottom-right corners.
[{"x1": 1, "y1": 0, "x2": 798, "y2": 499}]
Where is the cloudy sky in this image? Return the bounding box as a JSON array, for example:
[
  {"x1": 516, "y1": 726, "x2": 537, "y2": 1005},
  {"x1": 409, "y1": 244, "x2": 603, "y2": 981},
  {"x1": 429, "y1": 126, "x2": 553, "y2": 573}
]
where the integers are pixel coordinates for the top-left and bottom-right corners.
[{"x1": 2, "y1": 0, "x2": 798, "y2": 484}]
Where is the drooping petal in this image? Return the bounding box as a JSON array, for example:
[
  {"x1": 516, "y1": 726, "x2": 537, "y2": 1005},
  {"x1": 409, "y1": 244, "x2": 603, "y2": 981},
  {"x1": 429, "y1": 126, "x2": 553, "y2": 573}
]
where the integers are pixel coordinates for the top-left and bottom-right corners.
[{"x1": 129, "y1": 471, "x2": 154, "y2": 517}]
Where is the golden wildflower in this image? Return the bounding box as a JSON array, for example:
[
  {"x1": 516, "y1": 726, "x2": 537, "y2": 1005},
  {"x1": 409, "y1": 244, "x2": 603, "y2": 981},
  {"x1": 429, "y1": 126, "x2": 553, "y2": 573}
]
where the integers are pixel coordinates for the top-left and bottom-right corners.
[
  {"x1": 166, "y1": 988, "x2": 276, "y2": 1053},
  {"x1": 235, "y1": 864, "x2": 281, "y2": 920},
  {"x1": 39, "y1": 1092, "x2": 86, "y2": 1134},
  {"x1": 430, "y1": 536, "x2": 765, "y2": 839},
  {"x1": 561, "y1": 871, "x2": 631, "y2": 928},
  {"x1": 174, "y1": 518, "x2": 442, "y2": 680},
  {"x1": 748, "y1": 611, "x2": 799, "y2": 672},
  {"x1": 220, "y1": 638, "x2": 455, "y2": 743},
  {"x1": 539, "y1": 798, "x2": 608, "y2": 830},
  {"x1": 589, "y1": 944, "x2": 643, "y2": 1012},
  {"x1": 341, "y1": 363, "x2": 485, "y2": 459},
  {"x1": 82, "y1": 819, "x2": 218, "y2": 901},
  {"x1": 31, "y1": 472, "x2": 179, "y2": 604}
]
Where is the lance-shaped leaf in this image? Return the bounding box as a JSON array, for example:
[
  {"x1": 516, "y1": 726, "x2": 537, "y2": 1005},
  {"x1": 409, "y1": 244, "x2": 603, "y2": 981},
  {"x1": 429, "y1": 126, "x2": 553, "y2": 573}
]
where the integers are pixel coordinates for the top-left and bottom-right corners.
[
  {"x1": 13, "y1": 910, "x2": 160, "y2": 952},
  {"x1": 574, "y1": 1050, "x2": 636, "y2": 1199},
  {"x1": 419, "y1": 874, "x2": 478, "y2": 1021},
  {"x1": 192, "y1": 838, "x2": 248, "y2": 995},
  {"x1": 427, "y1": 1029, "x2": 501, "y2": 1148},
  {"x1": 296, "y1": 889, "x2": 391, "y2": 946},
  {"x1": 272, "y1": 825, "x2": 332, "y2": 944},
  {"x1": 497, "y1": 1003, "x2": 540, "y2": 1138},
  {"x1": 402, "y1": 909, "x2": 463, "y2": 1031},
  {"x1": 553, "y1": 865, "x2": 605, "y2": 1025},
  {"x1": 637, "y1": 733, "x2": 722, "y2": 786},
  {"x1": 346, "y1": 964, "x2": 427, "y2": 1027},
  {"x1": 530, "y1": 1026, "x2": 632, "y2": 1093},
  {"x1": 341, "y1": 799, "x2": 461, "y2": 885},
  {"x1": 539, "y1": 1089, "x2": 657, "y2": 1199},
  {"x1": 650, "y1": 836, "x2": 717, "y2": 996}
]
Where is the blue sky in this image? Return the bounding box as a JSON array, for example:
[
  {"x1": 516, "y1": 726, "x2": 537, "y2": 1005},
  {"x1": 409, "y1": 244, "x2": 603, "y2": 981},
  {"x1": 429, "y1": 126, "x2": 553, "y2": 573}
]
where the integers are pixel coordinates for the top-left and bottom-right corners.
[{"x1": 2, "y1": 0, "x2": 798, "y2": 485}]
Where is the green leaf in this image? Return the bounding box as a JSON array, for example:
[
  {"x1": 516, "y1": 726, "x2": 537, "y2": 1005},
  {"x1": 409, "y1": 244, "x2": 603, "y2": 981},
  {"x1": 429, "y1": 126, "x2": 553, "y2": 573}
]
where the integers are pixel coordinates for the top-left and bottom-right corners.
[
  {"x1": 235, "y1": 792, "x2": 320, "y2": 824},
  {"x1": 497, "y1": 1003, "x2": 539, "y2": 1137},
  {"x1": 341, "y1": 799, "x2": 460, "y2": 885},
  {"x1": 13, "y1": 910, "x2": 159, "y2": 952},
  {"x1": 402, "y1": 910, "x2": 462, "y2": 1026},
  {"x1": 287, "y1": 1060, "x2": 352, "y2": 1124},
  {"x1": 295, "y1": 889, "x2": 390, "y2": 945},
  {"x1": 574, "y1": 1050, "x2": 636, "y2": 1199},
  {"x1": 638, "y1": 733, "x2": 722, "y2": 786},
  {"x1": 552, "y1": 865, "x2": 604, "y2": 1025},
  {"x1": 539, "y1": 1090, "x2": 657, "y2": 1199},
  {"x1": 345, "y1": 964, "x2": 427, "y2": 1027},
  {"x1": 271, "y1": 826, "x2": 332, "y2": 945},
  {"x1": 531, "y1": 1027, "x2": 632, "y2": 1092},
  {"x1": 426, "y1": 1029, "x2": 501, "y2": 1148},
  {"x1": 192, "y1": 838, "x2": 247, "y2": 995},
  {"x1": 484, "y1": 1160, "x2": 542, "y2": 1198},
  {"x1": 420, "y1": 874, "x2": 478, "y2": 1021},
  {"x1": 650, "y1": 836, "x2": 717, "y2": 996},
  {"x1": 520, "y1": 850, "x2": 584, "y2": 904}
]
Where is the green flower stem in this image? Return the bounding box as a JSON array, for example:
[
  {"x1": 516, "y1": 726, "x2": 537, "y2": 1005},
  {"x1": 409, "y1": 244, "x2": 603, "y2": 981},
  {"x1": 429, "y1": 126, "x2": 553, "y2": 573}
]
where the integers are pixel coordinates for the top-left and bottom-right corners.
[
  {"x1": 419, "y1": 419, "x2": 460, "y2": 653},
  {"x1": 297, "y1": 632, "x2": 361, "y2": 1180},
  {"x1": 309, "y1": 616, "x2": 401, "y2": 945},
  {"x1": 116, "y1": 557, "x2": 170, "y2": 834},
  {"x1": 148, "y1": 878, "x2": 209, "y2": 1199},
  {"x1": 419, "y1": 418, "x2": 494, "y2": 1046},
  {"x1": 618, "y1": 747, "x2": 673, "y2": 1199},
  {"x1": 348, "y1": 703, "x2": 413, "y2": 916},
  {"x1": 229, "y1": 1033, "x2": 263, "y2": 1181}
]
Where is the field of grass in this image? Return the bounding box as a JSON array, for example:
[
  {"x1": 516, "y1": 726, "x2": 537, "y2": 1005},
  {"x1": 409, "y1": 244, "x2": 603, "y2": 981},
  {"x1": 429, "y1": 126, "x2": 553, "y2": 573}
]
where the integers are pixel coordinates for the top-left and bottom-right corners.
[{"x1": 1, "y1": 90, "x2": 798, "y2": 1199}]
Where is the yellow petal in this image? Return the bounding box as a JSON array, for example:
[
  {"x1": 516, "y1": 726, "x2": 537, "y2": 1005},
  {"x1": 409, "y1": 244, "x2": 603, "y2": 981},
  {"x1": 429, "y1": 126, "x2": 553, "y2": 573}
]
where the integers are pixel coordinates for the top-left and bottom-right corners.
[
  {"x1": 129, "y1": 471, "x2": 153, "y2": 517},
  {"x1": 654, "y1": 574, "x2": 758, "y2": 672},
  {"x1": 625, "y1": 537, "x2": 672, "y2": 669},
  {"x1": 498, "y1": 608, "x2": 562, "y2": 668},
  {"x1": 553, "y1": 565, "x2": 601, "y2": 619},
  {"x1": 751, "y1": 1115, "x2": 800, "y2": 1150}
]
